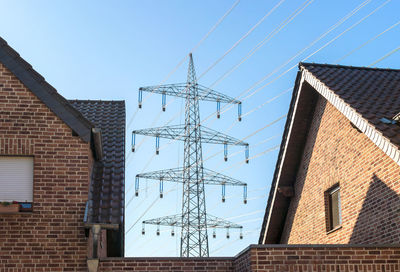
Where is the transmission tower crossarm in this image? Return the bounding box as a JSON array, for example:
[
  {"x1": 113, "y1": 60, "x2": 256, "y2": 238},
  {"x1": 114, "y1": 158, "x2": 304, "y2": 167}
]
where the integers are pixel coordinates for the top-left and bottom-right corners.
[
  {"x1": 142, "y1": 213, "x2": 242, "y2": 229},
  {"x1": 143, "y1": 214, "x2": 182, "y2": 227},
  {"x1": 206, "y1": 214, "x2": 242, "y2": 229},
  {"x1": 136, "y1": 167, "x2": 246, "y2": 186},
  {"x1": 132, "y1": 125, "x2": 248, "y2": 146},
  {"x1": 200, "y1": 126, "x2": 248, "y2": 146},
  {"x1": 196, "y1": 84, "x2": 240, "y2": 104},
  {"x1": 133, "y1": 125, "x2": 185, "y2": 141},
  {"x1": 139, "y1": 83, "x2": 187, "y2": 98},
  {"x1": 139, "y1": 83, "x2": 240, "y2": 104}
]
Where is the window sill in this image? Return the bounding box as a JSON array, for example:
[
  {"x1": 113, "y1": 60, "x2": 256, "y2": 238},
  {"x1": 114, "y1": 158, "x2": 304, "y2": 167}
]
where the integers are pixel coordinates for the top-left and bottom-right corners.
[
  {"x1": 0, "y1": 203, "x2": 33, "y2": 214},
  {"x1": 326, "y1": 225, "x2": 342, "y2": 234},
  {"x1": 0, "y1": 211, "x2": 33, "y2": 215}
]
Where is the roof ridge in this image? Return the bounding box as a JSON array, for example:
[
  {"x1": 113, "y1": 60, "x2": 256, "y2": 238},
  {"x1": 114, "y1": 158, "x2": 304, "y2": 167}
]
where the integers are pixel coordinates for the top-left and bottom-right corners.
[
  {"x1": 300, "y1": 62, "x2": 400, "y2": 72},
  {"x1": 69, "y1": 99, "x2": 125, "y2": 103}
]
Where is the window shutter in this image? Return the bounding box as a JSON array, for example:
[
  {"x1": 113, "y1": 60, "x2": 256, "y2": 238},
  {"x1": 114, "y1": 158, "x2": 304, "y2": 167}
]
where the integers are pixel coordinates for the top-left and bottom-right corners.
[
  {"x1": 0, "y1": 157, "x2": 33, "y2": 202},
  {"x1": 328, "y1": 186, "x2": 341, "y2": 230}
]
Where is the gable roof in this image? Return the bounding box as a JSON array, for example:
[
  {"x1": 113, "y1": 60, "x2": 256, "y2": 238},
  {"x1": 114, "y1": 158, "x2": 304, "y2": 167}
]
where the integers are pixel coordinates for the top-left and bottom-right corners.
[
  {"x1": 259, "y1": 63, "x2": 400, "y2": 244},
  {"x1": 0, "y1": 36, "x2": 126, "y2": 226},
  {"x1": 0, "y1": 37, "x2": 93, "y2": 142},
  {"x1": 70, "y1": 100, "x2": 125, "y2": 225}
]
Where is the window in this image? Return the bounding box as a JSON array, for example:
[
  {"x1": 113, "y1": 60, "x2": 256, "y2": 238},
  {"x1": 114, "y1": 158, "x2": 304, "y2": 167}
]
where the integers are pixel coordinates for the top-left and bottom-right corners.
[
  {"x1": 0, "y1": 156, "x2": 33, "y2": 210},
  {"x1": 326, "y1": 185, "x2": 341, "y2": 231}
]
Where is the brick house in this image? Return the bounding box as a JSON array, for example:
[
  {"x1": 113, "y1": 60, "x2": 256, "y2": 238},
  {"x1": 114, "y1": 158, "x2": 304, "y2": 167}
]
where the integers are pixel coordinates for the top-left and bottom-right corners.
[
  {"x1": 0, "y1": 37, "x2": 125, "y2": 271},
  {"x1": 259, "y1": 63, "x2": 400, "y2": 245}
]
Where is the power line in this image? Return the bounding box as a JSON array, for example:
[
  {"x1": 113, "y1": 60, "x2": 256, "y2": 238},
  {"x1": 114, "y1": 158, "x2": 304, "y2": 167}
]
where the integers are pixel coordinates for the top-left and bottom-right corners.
[
  {"x1": 219, "y1": 145, "x2": 280, "y2": 175},
  {"x1": 192, "y1": 0, "x2": 241, "y2": 54},
  {"x1": 125, "y1": 187, "x2": 175, "y2": 235},
  {"x1": 335, "y1": 19, "x2": 400, "y2": 63},
  {"x1": 368, "y1": 45, "x2": 400, "y2": 67},
  {"x1": 210, "y1": 228, "x2": 260, "y2": 255},
  {"x1": 203, "y1": 0, "x2": 372, "y2": 122},
  {"x1": 226, "y1": 210, "x2": 264, "y2": 221},
  {"x1": 242, "y1": 88, "x2": 291, "y2": 118},
  {"x1": 210, "y1": 0, "x2": 315, "y2": 89},
  {"x1": 126, "y1": 99, "x2": 185, "y2": 166},
  {"x1": 218, "y1": 0, "x2": 390, "y2": 112},
  {"x1": 198, "y1": 0, "x2": 288, "y2": 79},
  {"x1": 212, "y1": 88, "x2": 290, "y2": 134}
]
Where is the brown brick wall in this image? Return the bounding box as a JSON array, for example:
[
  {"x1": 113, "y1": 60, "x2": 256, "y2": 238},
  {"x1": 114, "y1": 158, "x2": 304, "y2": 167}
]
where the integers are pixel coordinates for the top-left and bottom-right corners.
[
  {"x1": 248, "y1": 245, "x2": 400, "y2": 272},
  {"x1": 0, "y1": 63, "x2": 90, "y2": 271},
  {"x1": 281, "y1": 96, "x2": 400, "y2": 244},
  {"x1": 99, "y1": 257, "x2": 234, "y2": 271},
  {"x1": 98, "y1": 245, "x2": 400, "y2": 271}
]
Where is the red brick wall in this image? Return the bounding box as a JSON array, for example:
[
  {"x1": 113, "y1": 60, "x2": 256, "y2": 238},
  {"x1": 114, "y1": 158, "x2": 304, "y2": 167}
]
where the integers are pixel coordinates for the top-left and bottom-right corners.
[
  {"x1": 247, "y1": 245, "x2": 400, "y2": 272},
  {"x1": 0, "y1": 63, "x2": 90, "y2": 271},
  {"x1": 99, "y1": 257, "x2": 234, "y2": 271},
  {"x1": 98, "y1": 245, "x2": 400, "y2": 271},
  {"x1": 281, "y1": 96, "x2": 400, "y2": 244}
]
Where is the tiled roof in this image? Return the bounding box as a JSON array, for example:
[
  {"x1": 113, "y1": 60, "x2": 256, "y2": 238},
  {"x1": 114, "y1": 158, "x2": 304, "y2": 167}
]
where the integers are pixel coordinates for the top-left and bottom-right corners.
[
  {"x1": 0, "y1": 36, "x2": 93, "y2": 142},
  {"x1": 301, "y1": 63, "x2": 400, "y2": 147},
  {"x1": 69, "y1": 100, "x2": 125, "y2": 225},
  {"x1": 259, "y1": 63, "x2": 400, "y2": 244}
]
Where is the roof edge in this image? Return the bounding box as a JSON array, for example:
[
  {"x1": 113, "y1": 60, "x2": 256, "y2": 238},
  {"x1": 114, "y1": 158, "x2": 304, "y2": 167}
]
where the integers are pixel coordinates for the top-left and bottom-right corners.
[
  {"x1": 0, "y1": 37, "x2": 93, "y2": 142},
  {"x1": 259, "y1": 71, "x2": 304, "y2": 244},
  {"x1": 300, "y1": 62, "x2": 400, "y2": 72}
]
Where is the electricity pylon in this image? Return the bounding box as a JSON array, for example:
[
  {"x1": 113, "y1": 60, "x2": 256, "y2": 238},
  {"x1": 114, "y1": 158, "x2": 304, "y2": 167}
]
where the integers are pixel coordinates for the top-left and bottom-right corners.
[{"x1": 132, "y1": 54, "x2": 249, "y2": 257}]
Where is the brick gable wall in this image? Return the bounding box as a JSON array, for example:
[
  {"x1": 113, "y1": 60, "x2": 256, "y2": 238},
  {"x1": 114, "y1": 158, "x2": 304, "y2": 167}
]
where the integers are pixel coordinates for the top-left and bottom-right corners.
[
  {"x1": 281, "y1": 95, "x2": 400, "y2": 244},
  {"x1": 0, "y1": 63, "x2": 90, "y2": 271}
]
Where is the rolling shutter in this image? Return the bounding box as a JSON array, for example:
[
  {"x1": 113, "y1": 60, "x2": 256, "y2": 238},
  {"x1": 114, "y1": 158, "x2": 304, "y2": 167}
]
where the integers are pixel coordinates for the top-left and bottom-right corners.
[{"x1": 0, "y1": 156, "x2": 33, "y2": 202}]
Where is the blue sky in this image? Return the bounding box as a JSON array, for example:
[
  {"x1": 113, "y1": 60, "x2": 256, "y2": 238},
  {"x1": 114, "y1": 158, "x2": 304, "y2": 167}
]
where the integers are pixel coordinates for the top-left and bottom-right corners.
[{"x1": 1, "y1": 0, "x2": 399, "y2": 257}]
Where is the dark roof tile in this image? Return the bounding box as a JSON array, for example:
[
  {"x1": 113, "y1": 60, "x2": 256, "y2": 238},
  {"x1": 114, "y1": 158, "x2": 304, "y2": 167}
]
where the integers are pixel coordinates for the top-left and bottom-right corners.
[
  {"x1": 300, "y1": 63, "x2": 400, "y2": 147},
  {"x1": 69, "y1": 100, "x2": 125, "y2": 225}
]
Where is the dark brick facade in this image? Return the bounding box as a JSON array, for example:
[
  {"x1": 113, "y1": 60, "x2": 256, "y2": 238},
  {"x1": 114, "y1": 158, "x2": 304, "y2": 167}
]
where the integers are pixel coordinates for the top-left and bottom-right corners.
[
  {"x1": 0, "y1": 62, "x2": 90, "y2": 271},
  {"x1": 280, "y1": 96, "x2": 400, "y2": 244}
]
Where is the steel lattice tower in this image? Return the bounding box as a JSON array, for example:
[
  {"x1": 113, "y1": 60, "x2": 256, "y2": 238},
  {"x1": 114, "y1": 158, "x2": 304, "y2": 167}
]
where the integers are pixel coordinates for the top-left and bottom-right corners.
[{"x1": 132, "y1": 54, "x2": 249, "y2": 257}]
